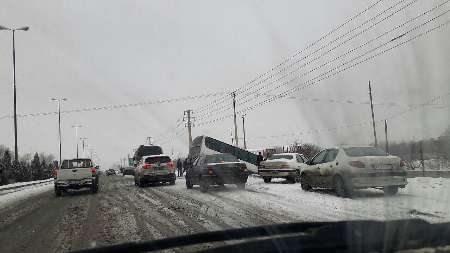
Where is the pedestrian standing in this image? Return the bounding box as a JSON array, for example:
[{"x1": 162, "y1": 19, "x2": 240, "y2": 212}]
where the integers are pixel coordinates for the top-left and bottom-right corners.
[{"x1": 176, "y1": 159, "x2": 183, "y2": 177}]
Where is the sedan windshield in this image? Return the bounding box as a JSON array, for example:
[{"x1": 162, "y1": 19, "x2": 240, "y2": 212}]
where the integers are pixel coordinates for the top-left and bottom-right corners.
[{"x1": 343, "y1": 147, "x2": 388, "y2": 157}]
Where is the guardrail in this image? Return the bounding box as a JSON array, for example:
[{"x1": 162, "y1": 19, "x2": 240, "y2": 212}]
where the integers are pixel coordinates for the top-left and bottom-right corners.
[{"x1": 0, "y1": 179, "x2": 53, "y2": 192}]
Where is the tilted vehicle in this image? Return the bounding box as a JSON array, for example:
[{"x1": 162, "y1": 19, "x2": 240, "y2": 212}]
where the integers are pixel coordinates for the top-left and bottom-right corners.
[
  {"x1": 300, "y1": 146, "x2": 408, "y2": 197},
  {"x1": 258, "y1": 153, "x2": 308, "y2": 183},
  {"x1": 134, "y1": 155, "x2": 176, "y2": 187},
  {"x1": 186, "y1": 153, "x2": 249, "y2": 192},
  {"x1": 54, "y1": 158, "x2": 99, "y2": 196}
]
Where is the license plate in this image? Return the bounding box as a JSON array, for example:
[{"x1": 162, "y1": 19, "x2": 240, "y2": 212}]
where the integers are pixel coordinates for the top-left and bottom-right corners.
[{"x1": 70, "y1": 180, "x2": 81, "y2": 185}]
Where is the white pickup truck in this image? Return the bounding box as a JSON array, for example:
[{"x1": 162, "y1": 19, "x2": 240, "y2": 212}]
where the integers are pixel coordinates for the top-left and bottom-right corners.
[{"x1": 54, "y1": 158, "x2": 99, "y2": 196}]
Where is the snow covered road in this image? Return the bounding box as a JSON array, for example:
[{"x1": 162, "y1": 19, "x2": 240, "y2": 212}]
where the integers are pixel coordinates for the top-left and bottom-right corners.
[{"x1": 0, "y1": 175, "x2": 449, "y2": 252}]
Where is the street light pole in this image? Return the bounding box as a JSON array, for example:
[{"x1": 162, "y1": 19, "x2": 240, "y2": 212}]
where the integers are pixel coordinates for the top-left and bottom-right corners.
[
  {"x1": 80, "y1": 137, "x2": 88, "y2": 157},
  {"x1": 242, "y1": 114, "x2": 247, "y2": 150},
  {"x1": 72, "y1": 125, "x2": 83, "y2": 158},
  {"x1": 52, "y1": 98, "x2": 67, "y2": 167},
  {"x1": 0, "y1": 25, "x2": 29, "y2": 164}
]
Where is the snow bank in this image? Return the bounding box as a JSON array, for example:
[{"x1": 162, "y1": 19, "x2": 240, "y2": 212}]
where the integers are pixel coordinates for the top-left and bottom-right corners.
[
  {"x1": 0, "y1": 181, "x2": 53, "y2": 209},
  {"x1": 0, "y1": 179, "x2": 52, "y2": 191}
]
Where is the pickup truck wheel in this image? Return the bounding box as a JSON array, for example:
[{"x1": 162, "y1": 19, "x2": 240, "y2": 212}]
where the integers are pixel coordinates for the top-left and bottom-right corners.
[
  {"x1": 334, "y1": 176, "x2": 352, "y2": 198},
  {"x1": 300, "y1": 175, "x2": 312, "y2": 191},
  {"x1": 55, "y1": 186, "x2": 62, "y2": 197},
  {"x1": 169, "y1": 179, "x2": 176, "y2": 185},
  {"x1": 263, "y1": 177, "x2": 271, "y2": 183},
  {"x1": 294, "y1": 170, "x2": 301, "y2": 183},
  {"x1": 186, "y1": 179, "x2": 193, "y2": 189},
  {"x1": 383, "y1": 186, "x2": 399, "y2": 196},
  {"x1": 91, "y1": 184, "x2": 98, "y2": 194},
  {"x1": 200, "y1": 180, "x2": 209, "y2": 193}
]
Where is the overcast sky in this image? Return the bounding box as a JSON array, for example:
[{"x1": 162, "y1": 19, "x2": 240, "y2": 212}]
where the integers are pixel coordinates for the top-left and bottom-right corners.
[{"x1": 1, "y1": 0, "x2": 449, "y2": 168}]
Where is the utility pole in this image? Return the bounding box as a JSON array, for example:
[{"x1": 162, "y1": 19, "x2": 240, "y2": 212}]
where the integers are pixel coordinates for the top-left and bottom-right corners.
[
  {"x1": 242, "y1": 114, "x2": 247, "y2": 149},
  {"x1": 72, "y1": 125, "x2": 83, "y2": 158},
  {"x1": 184, "y1": 110, "x2": 193, "y2": 150},
  {"x1": 384, "y1": 120, "x2": 389, "y2": 154},
  {"x1": 52, "y1": 98, "x2": 67, "y2": 167},
  {"x1": 231, "y1": 92, "x2": 239, "y2": 147},
  {"x1": 368, "y1": 81, "x2": 378, "y2": 147},
  {"x1": 80, "y1": 138, "x2": 88, "y2": 157},
  {"x1": 0, "y1": 25, "x2": 29, "y2": 164}
]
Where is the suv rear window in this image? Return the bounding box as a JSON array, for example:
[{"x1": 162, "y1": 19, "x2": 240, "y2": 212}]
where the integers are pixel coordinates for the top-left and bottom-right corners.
[
  {"x1": 145, "y1": 156, "x2": 171, "y2": 164},
  {"x1": 206, "y1": 154, "x2": 239, "y2": 163},
  {"x1": 62, "y1": 159, "x2": 92, "y2": 169},
  {"x1": 267, "y1": 154, "x2": 293, "y2": 160},
  {"x1": 343, "y1": 147, "x2": 387, "y2": 157}
]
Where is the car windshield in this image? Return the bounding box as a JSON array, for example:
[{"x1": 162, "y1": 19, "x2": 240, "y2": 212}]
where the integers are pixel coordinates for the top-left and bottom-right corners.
[
  {"x1": 1, "y1": 1, "x2": 449, "y2": 253},
  {"x1": 206, "y1": 154, "x2": 239, "y2": 163},
  {"x1": 145, "y1": 156, "x2": 171, "y2": 164},
  {"x1": 344, "y1": 147, "x2": 388, "y2": 157},
  {"x1": 267, "y1": 154, "x2": 294, "y2": 160}
]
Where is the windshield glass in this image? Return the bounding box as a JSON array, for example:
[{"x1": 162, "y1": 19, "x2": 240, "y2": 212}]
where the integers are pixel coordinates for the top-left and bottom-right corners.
[
  {"x1": 145, "y1": 156, "x2": 171, "y2": 164},
  {"x1": 267, "y1": 154, "x2": 294, "y2": 160},
  {"x1": 206, "y1": 154, "x2": 239, "y2": 163},
  {"x1": 344, "y1": 147, "x2": 388, "y2": 157},
  {"x1": 1, "y1": 1, "x2": 449, "y2": 252}
]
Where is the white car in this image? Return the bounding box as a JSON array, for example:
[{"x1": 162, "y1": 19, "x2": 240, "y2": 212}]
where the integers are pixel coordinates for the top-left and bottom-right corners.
[
  {"x1": 258, "y1": 153, "x2": 308, "y2": 183},
  {"x1": 300, "y1": 146, "x2": 408, "y2": 197},
  {"x1": 134, "y1": 154, "x2": 176, "y2": 187}
]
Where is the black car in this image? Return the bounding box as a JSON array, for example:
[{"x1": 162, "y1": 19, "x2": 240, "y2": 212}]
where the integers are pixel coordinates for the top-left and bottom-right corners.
[
  {"x1": 185, "y1": 153, "x2": 249, "y2": 192},
  {"x1": 105, "y1": 169, "x2": 116, "y2": 176}
]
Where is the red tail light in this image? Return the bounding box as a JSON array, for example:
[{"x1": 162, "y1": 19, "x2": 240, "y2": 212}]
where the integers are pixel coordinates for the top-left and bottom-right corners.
[
  {"x1": 53, "y1": 168, "x2": 58, "y2": 178},
  {"x1": 240, "y1": 164, "x2": 247, "y2": 171},
  {"x1": 143, "y1": 163, "x2": 153, "y2": 169},
  {"x1": 167, "y1": 162, "x2": 174, "y2": 169},
  {"x1": 349, "y1": 161, "x2": 365, "y2": 168},
  {"x1": 207, "y1": 166, "x2": 214, "y2": 175},
  {"x1": 91, "y1": 167, "x2": 97, "y2": 175},
  {"x1": 400, "y1": 160, "x2": 407, "y2": 168}
]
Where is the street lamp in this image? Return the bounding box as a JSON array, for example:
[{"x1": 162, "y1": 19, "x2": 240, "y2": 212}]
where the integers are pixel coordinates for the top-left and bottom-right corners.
[
  {"x1": 71, "y1": 125, "x2": 83, "y2": 158},
  {"x1": 0, "y1": 25, "x2": 30, "y2": 164},
  {"x1": 51, "y1": 98, "x2": 67, "y2": 167}
]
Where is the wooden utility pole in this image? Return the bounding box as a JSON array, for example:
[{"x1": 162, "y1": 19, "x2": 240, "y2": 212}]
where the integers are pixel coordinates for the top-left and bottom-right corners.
[
  {"x1": 384, "y1": 120, "x2": 389, "y2": 153},
  {"x1": 368, "y1": 81, "x2": 378, "y2": 147},
  {"x1": 242, "y1": 114, "x2": 247, "y2": 149},
  {"x1": 231, "y1": 92, "x2": 239, "y2": 147}
]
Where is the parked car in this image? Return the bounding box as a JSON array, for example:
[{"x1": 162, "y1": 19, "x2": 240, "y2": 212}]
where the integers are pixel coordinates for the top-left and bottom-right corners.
[
  {"x1": 122, "y1": 166, "x2": 135, "y2": 176},
  {"x1": 134, "y1": 155, "x2": 176, "y2": 187},
  {"x1": 54, "y1": 158, "x2": 99, "y2": 196},
  {"x1": 105, "y1": 169, "x2": 116, "y2": 176},
  {"x1": 300, "y1": 146, "x2": 408, "y2": 197},
  {"x1": 258, "y1": 153, "x2": 308, "y2": 183},
  {"x1": 186, "y1": 153, "x2": 249, "y2": 192}
]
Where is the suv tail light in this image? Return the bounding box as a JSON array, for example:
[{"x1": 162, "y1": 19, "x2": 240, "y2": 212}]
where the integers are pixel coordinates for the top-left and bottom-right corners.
[
  {"x1": 207, "y1": 166, "x2": 214, "y2": 175},
  {"x1": 91, "y1": 167, "x2": 97, "y2": 175},
  {"x1": 240, "y1": 163, "x2": 247, "y2": 172},
  {"x1": 143, "y1": 163, "x2": 153, "y2": 169},
  {"x1": 349, "y1": 161, "x2": 366, "y2": 168}
]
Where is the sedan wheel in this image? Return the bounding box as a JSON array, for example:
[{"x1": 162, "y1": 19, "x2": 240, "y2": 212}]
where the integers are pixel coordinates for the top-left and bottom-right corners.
[
  {"x1": 200, "y1": 180, "x2": 209, "y2": 193},
  {"x1": 300, "y1": 175, "x2": 312, "y2": 191},
  {"x1": 263, "y1": 177, "x2": 271, "y2": 183},
  {"x1": 334, "y1": 176, "x2": 351, "y2": 198}
]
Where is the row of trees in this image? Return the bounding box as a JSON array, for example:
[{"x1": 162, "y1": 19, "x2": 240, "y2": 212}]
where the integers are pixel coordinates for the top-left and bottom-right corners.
[{"x1": 0, "y1": 145, "x2": 55, "y2": 185}]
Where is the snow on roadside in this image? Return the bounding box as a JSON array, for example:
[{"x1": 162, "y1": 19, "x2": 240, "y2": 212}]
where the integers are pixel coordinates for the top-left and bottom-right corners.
[
  {"x1": 0, "y1": 179, "x2": 52, "y2": 190},
  {"x1": 0, "y1": 182, "x2": 53, "y2": 209}
]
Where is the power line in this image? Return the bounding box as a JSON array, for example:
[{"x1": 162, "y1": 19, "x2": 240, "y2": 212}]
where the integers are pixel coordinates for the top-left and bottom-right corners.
[
  {"x1": 0, "y1": 90, "x2": 227, "y2": 120},
  {"x1": 195, "y1": 0, "x2": 417, "y2": 119},
  {"x1": 196, "y1": 16, "x2": 450, "y2": 126},
  {"x1": 193, "y1": 0, "x2": 386, "y2": 115}
]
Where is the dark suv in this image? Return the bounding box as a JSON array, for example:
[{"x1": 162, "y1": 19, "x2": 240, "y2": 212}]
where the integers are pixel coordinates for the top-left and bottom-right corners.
[{"x1": 185, "y1": 153, "x2": 249, "y2": 192}]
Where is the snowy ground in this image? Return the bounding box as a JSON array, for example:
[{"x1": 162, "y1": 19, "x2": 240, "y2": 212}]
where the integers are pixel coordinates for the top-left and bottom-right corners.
[
  {"x1": 0, "y1": 180, "x2": 53, "y2": 209},
  {"x1": 0, "y1": 175, "x2": 449, "y2": 252}
]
